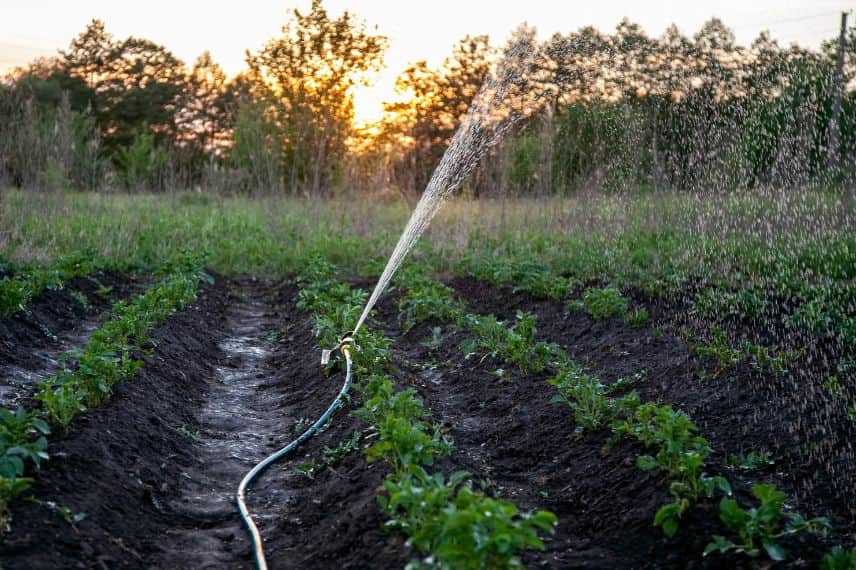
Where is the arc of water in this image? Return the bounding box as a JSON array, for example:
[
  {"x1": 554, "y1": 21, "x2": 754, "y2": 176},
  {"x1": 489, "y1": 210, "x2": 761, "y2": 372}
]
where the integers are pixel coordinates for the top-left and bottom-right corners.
[{"x1": 353, "y1": 37, "x2": 548, "y2": 335}]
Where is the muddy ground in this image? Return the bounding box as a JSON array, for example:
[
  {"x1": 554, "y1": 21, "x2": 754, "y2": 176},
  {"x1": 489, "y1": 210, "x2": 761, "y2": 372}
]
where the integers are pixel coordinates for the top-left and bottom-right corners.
[{"x1": 0, "y1": 273, "x2": 852, "y2": 569}]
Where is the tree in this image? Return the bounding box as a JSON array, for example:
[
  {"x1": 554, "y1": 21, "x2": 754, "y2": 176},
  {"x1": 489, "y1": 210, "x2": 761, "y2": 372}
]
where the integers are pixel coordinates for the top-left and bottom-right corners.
[
  {"x1": 246, "y1": 0, "x2": 387, "y2": 195},
  {"x1": 57, "y1": 20, "x2": 188, "y2": 156},
  {"x1": 381, "y1": 35, "x2": 493, "y2": 202},
  {"x1": 176, "y1": 52, "x2": 237, "y2": 160}
]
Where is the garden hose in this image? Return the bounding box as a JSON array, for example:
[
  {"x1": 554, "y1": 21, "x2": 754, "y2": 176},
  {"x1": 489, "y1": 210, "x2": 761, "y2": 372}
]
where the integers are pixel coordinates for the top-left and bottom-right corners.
[{"x1": 236, "y1": 337, "x2": 354, "y2": 570}]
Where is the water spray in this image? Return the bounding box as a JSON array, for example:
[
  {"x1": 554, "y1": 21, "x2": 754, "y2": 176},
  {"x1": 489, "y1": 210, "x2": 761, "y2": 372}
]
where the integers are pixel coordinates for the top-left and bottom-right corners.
[{"x1": 236, "y1": 34, "x2": 548, "y2": 569}]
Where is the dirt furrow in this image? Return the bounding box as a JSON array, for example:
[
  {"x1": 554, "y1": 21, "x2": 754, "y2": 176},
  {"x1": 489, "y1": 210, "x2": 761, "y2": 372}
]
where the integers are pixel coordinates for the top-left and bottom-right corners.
[{"x1": 0, "y1": 272, "x2": 146, "y2": 408}]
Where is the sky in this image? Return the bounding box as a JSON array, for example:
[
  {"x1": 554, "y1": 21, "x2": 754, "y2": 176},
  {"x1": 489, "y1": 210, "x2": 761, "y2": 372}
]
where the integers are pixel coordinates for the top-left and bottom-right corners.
[{"x1": 0, "y1": 0, "x2": 851, "y2": 124}]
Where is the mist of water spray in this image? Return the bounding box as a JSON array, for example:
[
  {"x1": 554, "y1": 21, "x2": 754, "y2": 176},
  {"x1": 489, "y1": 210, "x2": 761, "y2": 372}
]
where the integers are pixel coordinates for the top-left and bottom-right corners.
[{"x1": 352, "y1": 36, "x2": 547, "y2": 335}]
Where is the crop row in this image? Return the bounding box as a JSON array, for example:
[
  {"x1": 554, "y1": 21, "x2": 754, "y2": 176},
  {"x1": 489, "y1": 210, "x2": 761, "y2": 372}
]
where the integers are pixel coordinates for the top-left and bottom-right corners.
[
  {"x1": 0, "y1": 256, "x2": 207, "y2": 525},
  {"x1": 392, "y1": 268, "x2": 843, "y2": 564},
  {"x1": 0, "y1": 251, "x2": 104, "y2": 316},
  {"x1": 461, "y1": 246, "x2": 853, "y2": 381},
  {"x1": 295, "y1": 257, "x2": 557, "y2": 569}
]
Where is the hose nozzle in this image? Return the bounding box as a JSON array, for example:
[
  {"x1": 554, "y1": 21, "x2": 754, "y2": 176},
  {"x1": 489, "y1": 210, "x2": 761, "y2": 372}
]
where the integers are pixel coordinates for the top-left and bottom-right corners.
[{"x1": 321, "y1": 332, "x2": 355, "y2": 365}]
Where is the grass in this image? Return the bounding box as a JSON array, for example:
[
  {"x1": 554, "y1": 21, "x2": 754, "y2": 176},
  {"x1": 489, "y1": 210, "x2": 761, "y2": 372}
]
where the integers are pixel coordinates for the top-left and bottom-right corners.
[{"x1": 1, "y1": 187, "x2": 853, "y2": 361}]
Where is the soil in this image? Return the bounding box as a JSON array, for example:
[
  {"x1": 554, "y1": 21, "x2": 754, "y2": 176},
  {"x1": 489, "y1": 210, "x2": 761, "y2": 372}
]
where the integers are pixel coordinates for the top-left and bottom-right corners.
[
  {"x1": 0, "y1": 272, "x2": 147, "y2": 408},
  {"x1": 0, "y1": 273, "x2": 852, "y2": 569}
]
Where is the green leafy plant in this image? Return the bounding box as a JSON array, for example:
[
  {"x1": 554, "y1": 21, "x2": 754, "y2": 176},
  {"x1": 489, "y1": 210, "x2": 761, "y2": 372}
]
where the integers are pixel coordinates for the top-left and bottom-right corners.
[
  {"x1": 624, "y1": 306, "x2": 650, "y2": 327},
  {"x1": 0, "y1": 251, "x2": 101, "y2": 316},
  {"x1": 614, "y1": 402, "x2": 731, "y2": 536},
  {"x1": 71, "y1": 290, "x2": 90, "y2": 309},
  {"x1": 694, "y1": 327, "x2": 745, "y2": 378},
  {"x1": 548, "y1": 366, "x2": 639, "y2": 434},
  {"x1": 296, "y1": 265, "x2": 557, "y2": 566},
  {"x1": 421, "y1": 326, "x2": 444, "y2": 350},
  {"x1": 35, "y1": 270, "x2": 198, "y2": 427},
  {"x1": 462, "y1": 311, "x2": 561, "y2": 373},
  {"x1": 742, "y1": 342, "x2": 790, "y2": 376},
  {"x1": 322, "y1": 430, "x2": 362, "y2": 465},
  {"x1": 820, "y1": 546, "x2": 856, "y2": 570},
  {"x1": 381, "y1": 467, "x2": 557, "y2": 569},
  {"x1": 724, "y1": 450, "x2": 774, "y2": 472},
  {"x1": 295, "y1": 461, "x2": 321, "y2": 480},
  {"x1": 705, "y1": 483, "x2": 830, "y2": 560},
  {"x1": 396, "y1": 268, "x2": 465, "y2": 331},
  {"x1": 568, "y1": 287, "x2": 628, "y2": 319},
  {"x1": 0, "y1": 408, "x2": 51, "y2": 523}
]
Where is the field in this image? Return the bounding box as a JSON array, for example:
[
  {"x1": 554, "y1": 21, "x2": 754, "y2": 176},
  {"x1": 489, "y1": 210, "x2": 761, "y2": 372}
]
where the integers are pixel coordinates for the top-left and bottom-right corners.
[{"x1": 0, "y1": 188, "x2": 854, "y2": 568}]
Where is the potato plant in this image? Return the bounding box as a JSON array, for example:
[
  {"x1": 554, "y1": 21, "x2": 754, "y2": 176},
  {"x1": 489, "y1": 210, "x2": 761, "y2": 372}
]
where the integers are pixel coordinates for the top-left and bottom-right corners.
[
  {"x1": 705, "y1": 483, "x2": 830, "y2": 561},
  {"x1": 35, "y1": 270, "x2": 201, "y2": 427},
  {"x1": 0, "y1": 408, "x2": 50, "y2": 523},
  {"x1": 461, "y1": 311, "x2": 562, "y2": 373},
  {"x1": 295, "y1": 264, "x2": 558, "y2": 568},
  {"x1": 0, "y1": 251, "x2": 101, "y2": 316},
  {"x1": 465, "y1": 256, "x2": 575, "y2": 300},
  {"x1": 0, "y1": 258, "x2": 205, "y2": 523},
  {"x1": 395, "y1": 267, "x2": 465, "y2": 331},
  {"x1": 567, "y1": 286, "x2": 629, "y2": 320}
]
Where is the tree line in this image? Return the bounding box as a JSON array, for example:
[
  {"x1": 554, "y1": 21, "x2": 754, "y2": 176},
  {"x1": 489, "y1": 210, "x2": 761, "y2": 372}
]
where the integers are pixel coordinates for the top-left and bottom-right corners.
[{"x1": 1, "y1": 0, "x2": 853, "y2": 197}]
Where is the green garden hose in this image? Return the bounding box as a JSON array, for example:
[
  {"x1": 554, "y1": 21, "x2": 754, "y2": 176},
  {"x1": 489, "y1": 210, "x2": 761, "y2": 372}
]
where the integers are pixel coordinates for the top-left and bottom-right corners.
[{"x1": 236, "y1": 340, "x2": 353, "y2": 570}]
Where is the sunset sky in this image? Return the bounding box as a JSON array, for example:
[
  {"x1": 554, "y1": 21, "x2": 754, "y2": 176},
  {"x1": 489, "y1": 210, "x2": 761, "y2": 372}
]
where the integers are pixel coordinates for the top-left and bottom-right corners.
[{"x1": 1, "y1": 0, "x2": 851, "y2": 124}]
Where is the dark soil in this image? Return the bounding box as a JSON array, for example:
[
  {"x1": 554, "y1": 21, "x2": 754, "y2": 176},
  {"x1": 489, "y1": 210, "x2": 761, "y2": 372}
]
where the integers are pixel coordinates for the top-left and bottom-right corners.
[
  {"x1": 0, "y1": 272, "x2": 146, "y2": 408},
  {"x1": 0, "y1": 273, "x2": 851, "y2": 569},
  {"x1": 0, "y1": 275, "x2": 409, "y2": 570}
]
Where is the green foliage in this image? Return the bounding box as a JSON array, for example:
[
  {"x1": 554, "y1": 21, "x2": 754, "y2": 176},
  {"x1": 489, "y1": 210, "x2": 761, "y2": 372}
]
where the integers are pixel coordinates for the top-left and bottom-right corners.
[
  {"x1": 0, "y1": 250, "x2": 100, "y2": 316},
  {"x1": 693, "y1": 326, "x2": 745, "y2": 377},
  {"x1": 742, "y1": 342, "x2": 790, "y2": 376},
  {"x1": 694, "y1": 287, "x2": 767, "y2": 321},
  {"x1": 296, "y1": 264, "x2": 556, "y2": 566},
  {"x1": 724, "y1": 451, "x2": 774, "y2": 472},
  {"x1": 568, "y1": 287, "x2": 628, "y2": 320},
  {"x1": 396, "y1": 268, "x2": 465, "y2": 331},
  {"x1": 705, "y1": 483, "x2": 830, "y2": 561},
  {"x1": 462, "y1": 311, "x2": 562, "y2": 374},
  {"x1": 820, "y1": 546, "x2": 856, "y2": 570},
  {"x1": 381, "y1": 467, "x2": 557, "y2": 570},
  {"x1": 322, "y1": 430, "x2": 363, "y2": 465},
  {"x1": 466, "y1": 257, "x2": 575, "y2": 300},
  {"x1": 548, "y1": 365, "x2": 639, "y2": 434},
  {"x1": 35, "y1": 266, "x2": 201, "y2": 426},
  {"x1": 0, "y1": 408, "x2": 50, "y2": 522},
  {"x1": 624, "y1": 306, "x2": 650, "y2": 327},
  {"x1": 614, "y1": 402, "x2": 731, "y2": 536}
]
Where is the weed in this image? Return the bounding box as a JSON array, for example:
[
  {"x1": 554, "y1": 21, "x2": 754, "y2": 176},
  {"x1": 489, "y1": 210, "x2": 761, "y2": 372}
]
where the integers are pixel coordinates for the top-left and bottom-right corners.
[
  {"x1": 176, "y1": 424, "x2": 202, "y2": 443},
  {"x1": 322, "y1": 430, "x2": 362, "y2": 465},
  {"x1": 421, "y1": 327, "x2": 444, "y2": 351},
  {"x1": 624, "y1": 306, "x2": 650, "y2": 327},
  {"x1": 292, "y1": 417, "x2": 313, "y2": 435},
  {"x1": 71, "y1": 291, "x2": 90, "y2": 309},
  {"x1": 95, "y1": 284, "x2": 114, "y2": 300},
  {"x1": 725, "y1": 451, "x2": 774, "y2": 472},
  {"x1": 295, "y1": 461, "x2": 321, "y2": 480}
]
